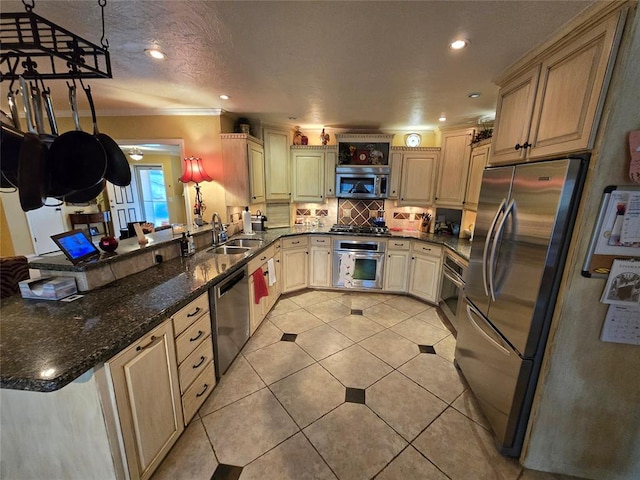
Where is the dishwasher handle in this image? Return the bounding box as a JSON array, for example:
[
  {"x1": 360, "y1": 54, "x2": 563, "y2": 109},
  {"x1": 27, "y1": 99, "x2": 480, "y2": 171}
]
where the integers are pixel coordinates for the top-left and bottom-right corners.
[{"x1": 217, "y1": 269, "x2": 247, "y2": 298}]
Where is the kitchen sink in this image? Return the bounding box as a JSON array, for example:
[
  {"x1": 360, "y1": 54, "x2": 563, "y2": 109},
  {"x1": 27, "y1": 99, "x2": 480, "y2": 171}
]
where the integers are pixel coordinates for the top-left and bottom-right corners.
[
  {"x1": 209, "y1": 245, "x2": 251, "y2": 255},
  {"x1": 224, "y1": 238, "x2": 264, "y2": 248}
]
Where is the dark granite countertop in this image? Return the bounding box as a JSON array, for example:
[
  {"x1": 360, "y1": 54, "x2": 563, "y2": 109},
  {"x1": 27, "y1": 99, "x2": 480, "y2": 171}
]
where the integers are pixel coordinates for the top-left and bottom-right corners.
[{"x1": 0, "y1": 227, "x2": 471, "y2": 392}]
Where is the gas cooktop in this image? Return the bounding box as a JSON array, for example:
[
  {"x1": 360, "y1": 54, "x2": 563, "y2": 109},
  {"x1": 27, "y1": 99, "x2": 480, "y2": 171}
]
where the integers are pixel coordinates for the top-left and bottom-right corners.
[{"x1": 328, "y1": 224, "x2": 391, "y2": 236}]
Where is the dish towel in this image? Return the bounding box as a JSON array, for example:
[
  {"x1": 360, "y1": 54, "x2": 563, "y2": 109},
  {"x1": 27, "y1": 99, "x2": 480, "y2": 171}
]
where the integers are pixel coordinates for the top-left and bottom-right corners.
[
  {"x1": 252, "y1": 267, "x2": 269, "y2": 304},
  {"x1": 267, "y1": 258, "x2": 277, "y2": 286},
  {"x1": 337, "y1": 253, "x2": 355, "y2": 288}
]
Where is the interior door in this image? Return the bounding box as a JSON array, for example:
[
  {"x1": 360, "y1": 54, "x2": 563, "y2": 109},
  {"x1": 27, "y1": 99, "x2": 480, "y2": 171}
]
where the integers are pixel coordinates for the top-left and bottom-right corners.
[
  {"x1": 106, "y1": 174, "x2": 142, "y2": 237},
  {"x1": 25, "y1": 200, "x2": 66, "y2": 254}
]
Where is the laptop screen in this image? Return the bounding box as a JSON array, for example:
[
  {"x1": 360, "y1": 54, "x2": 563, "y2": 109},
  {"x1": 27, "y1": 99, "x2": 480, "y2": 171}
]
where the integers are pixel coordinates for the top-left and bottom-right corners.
[{"x1": 51, "y1": 229, "x2": 101, "y2": 264}]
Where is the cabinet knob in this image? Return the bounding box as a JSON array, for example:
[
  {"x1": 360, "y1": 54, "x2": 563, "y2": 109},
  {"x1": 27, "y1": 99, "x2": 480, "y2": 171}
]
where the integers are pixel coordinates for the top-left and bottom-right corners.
[{"x1": 514, "y1": 142, "x2": 531, "y2": 151}]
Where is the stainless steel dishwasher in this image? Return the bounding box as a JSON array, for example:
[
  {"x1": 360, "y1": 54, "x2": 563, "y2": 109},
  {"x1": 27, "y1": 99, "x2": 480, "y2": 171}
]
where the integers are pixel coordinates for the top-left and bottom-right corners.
[{"x1": 211, "y1": 267, "x2": 249, "y2": 377}]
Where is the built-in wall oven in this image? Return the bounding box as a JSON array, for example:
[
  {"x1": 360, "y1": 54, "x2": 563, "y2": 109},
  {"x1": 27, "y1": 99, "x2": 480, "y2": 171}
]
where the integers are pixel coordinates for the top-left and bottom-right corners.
[
  {"x1": 440, "y1": 250, "x2": 468, "y2": 330},
  {"x1": 332, "y1": 237, "x2": 386, "y2": 289}
]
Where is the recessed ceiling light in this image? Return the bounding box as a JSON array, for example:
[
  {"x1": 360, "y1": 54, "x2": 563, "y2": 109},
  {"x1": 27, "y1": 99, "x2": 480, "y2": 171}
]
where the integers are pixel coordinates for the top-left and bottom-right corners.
[
  {"x1": 439, "y1": 113, "x2": 447, "y2": 122},
  {"x1": 449, "y1": 39, "x2": 468, "y2": 50},
  {"x1": 468, "y1": 92, "x2": 481, "y2": 98},
  {"x1": 219, "y1": 94, "x2": 230, "y2": 100},
  {"x1": 145, "y1": 48, "x2": 167, "y2": 60}
]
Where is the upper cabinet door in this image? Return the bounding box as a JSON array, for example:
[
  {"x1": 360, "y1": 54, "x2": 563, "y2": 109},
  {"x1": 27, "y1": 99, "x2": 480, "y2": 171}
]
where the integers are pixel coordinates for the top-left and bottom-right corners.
[
  {"x1": 264, "y1": 128, "x2": 291, "y2": 202},
  {"x1": 490, "y1": 66, "x2": 540, "y2": 166},
  {"x1": 388, "y1": 150, "x2": 402, "y2": 199},
  {"x1": 436, "y1": 128, "x2": 475, "y2": 207},
  {"x1": 527, "y1": 11, "x2": 623, "y2": 159},
  {"x1": 324, "y1": 149, "x2": 337, "y2": 198},
  {"x1": 292, "y1": 151, "x2": 325, "y2": 203},
  {"x1": 248, "y1": 142, "x2": 265, "y2": 204},
  {"x1": 399, "y1": 153, "x2": 437, "y2": 206},
  {"x1": 464, "y1": 142, "x2": 490, "y2": 211}
]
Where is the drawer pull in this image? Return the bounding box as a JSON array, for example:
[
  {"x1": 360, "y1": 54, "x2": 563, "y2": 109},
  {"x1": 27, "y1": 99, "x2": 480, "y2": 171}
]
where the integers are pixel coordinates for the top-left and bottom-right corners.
[
  {"x1": 196, "y1": 383, "x2": 210, "y2": 397},
  {"x1": 260, "y1": 256, "x2": 267, "y2": 261},
  {"x1": 317, "y1": 239, "x2": 325, "y2": 243},
  {"x1": 292, "y1": 240, "x2": 300, "y2": 244},
  {"x1": 263, "y1": 270, "x2": 269, "y2": 276},
  {"x1": 136, "y1": 336, "x2": 158, "y2": 351},
  {"x1": 422, "y1": 247, "x2": 431, "y2": 251},
  {"x1": 190, "y1": 330, "x2": 204, "y2": 342},
  {"x1": 394, "y1": 243, "x2": 404, "y2": 246},
  {"x1": 187, "y1": 307, "x2": 201, "y2": 318},
  {"x1": 192, "y1": 356, "x2": 206, "y2": 369}
]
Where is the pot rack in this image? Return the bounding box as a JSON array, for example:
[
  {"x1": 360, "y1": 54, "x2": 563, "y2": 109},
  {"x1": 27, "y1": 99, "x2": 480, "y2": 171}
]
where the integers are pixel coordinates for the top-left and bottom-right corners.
[{"x1": 0, "y1": 0, "x2": 112, "y2": 86}]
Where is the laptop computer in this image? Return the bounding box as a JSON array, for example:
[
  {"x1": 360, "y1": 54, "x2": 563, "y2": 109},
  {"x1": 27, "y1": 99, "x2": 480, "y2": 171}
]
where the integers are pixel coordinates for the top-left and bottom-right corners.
[{"x1": 51, "y1": 229, "x2": 101, "y2": 265}]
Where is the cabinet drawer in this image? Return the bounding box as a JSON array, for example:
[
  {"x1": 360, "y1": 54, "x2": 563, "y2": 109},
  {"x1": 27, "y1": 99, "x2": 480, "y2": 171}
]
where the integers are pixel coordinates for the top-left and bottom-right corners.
[
  {"x1": 178, "y1": 336, "x2": 214, "y2": 394},
  {"x1": 175, "y1": 314, "x2": 211, "y2": 364},
  {"x1": 248, "y1": 244, "x2": 275, "y2": 273},
  {"x1": 388, "y1": 239, "x2": 410, "y2": 250},
  {"x1": 281, "y1": 236, "x2": 308, "y2": 249},
  {"x1": 310, "y1": 236, "x2": 331, "y2": 246},
  {"x1": 172, "y1": 293, "x2": 210, "y2": 337},
  {"x1": 182, "y1": 362, "x2": 216, "y2": 424},
  {"x1": 412, "y1": 242, "x2": 442, "y2": 257}
]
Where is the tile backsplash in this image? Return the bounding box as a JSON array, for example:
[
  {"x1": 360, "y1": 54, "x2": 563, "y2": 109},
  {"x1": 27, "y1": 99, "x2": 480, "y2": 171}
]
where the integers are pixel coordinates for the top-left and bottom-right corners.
[{"x1": 337, "y1": 199, "x2": 384, "y2": 225}]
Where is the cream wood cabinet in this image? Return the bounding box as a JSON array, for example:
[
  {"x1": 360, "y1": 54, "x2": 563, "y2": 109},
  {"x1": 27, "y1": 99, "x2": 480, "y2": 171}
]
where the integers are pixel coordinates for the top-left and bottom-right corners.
[
  {"x1": 398, "y1": 151, "x2": 439, "y2": 206},
  {"x1": 291, "y1": 145, "x2": 337, "y2": 203},
  {"x1": 435, "y1": 128, "x2": 475, "y2": 208},
  {"x1": 408, "y1": 241, "x2": 443, "y2": 304},
  {"x1": 171, "y1": 292, "x2": 216, "y2": 425},
  {"x1": 281, "y1": 236, "x2": 309, "y2": 293},
  {"x1": 464, "y1": 141, "x2": 491, "y2": 211},
  {"x1": 388, "y1": 150, "x2": 402, "y2": 199},
  {"x1": 490, "y1": 9, "x2": 624, "y2": 165},
  {"x1": 248, "y1": 243, "x2": 279, "y2": 334},
  {"x1": 264, "y1": 128, "x2": 291, "y2": 202},
  {"x1": 221, "y1": 134, "x2": 265, "y2": 205},
  {"x1": 383, "y1": 238, "x2": 411, "y2": 292},
  {"x1": 107, "y1": 319, "x2": 184, "y2": 480},
  {"x1": 309, "y1": 236, "x2": 332, "y2": 288}
]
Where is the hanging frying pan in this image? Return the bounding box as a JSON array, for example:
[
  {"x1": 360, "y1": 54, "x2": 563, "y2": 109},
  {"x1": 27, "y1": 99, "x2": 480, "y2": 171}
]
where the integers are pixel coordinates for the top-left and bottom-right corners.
[
  {"x1": 84, "y1": 85, "x2": 131, "y2": 187},
  {"x1": 1, "y1": 90, "x2": 23, "y2": 189},
  {"x1": 17, "y1": 77, "x2": 48, "y2": 211},
  {"x1": 64, "y1": 178, "x2": 106, "y2": 204},
  {"x1": 47, "y1": 83, "x2": 106, "y2": 195}
]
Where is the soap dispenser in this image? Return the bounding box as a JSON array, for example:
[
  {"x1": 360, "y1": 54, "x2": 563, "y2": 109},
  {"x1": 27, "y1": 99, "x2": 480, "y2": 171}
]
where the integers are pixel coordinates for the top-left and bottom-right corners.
[{"x1": 242, "y1": 206, "x2": 253, "y2": 234}]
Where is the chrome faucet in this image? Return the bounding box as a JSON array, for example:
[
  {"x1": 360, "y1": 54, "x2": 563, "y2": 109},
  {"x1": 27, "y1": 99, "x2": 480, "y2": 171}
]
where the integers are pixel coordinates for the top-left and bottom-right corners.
[{"x1": 211, "y1": 212, "x2": 224, "y2": 246}]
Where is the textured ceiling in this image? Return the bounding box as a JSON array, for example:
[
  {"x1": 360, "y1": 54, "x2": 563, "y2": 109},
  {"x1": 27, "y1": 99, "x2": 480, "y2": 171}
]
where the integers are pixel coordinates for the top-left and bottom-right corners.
[{"x1": 1, "y1": 0, "x2": 595, "y2": 132}]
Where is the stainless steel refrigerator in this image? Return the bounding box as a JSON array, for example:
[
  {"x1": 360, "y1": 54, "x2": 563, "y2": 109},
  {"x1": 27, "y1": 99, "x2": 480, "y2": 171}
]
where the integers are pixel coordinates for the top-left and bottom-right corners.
[{"x1": 455, "y1": 155, "x2": 588, "y2": 457}]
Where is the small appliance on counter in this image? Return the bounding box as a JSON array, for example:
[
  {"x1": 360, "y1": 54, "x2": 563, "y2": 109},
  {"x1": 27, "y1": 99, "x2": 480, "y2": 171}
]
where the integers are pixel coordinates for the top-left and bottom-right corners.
[
  {"x1": 251, "y1": 210, "x2": 267, "y2": 231},
  {"x1": 19, "y1": 277, "x2": 78, "y2": 300}
]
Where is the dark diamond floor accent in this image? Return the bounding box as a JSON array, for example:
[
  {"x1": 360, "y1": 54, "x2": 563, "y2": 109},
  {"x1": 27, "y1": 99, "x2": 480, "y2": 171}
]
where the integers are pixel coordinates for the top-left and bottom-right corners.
[
  {"x1": 345, "y1": 387, "x2": 366, "y2": 404},
  {"x1": 211, "y1": 463, "x2": 243, "y2": 480},
  {"x1": 281, "y1": 333, "x2": 298, "y2": 342},
  {"x1": 351, "y1": 309, "x2": 364, "y2": 315},
  {"x1": 419, "y1": 345, "x2": 436, "y2": 354}
]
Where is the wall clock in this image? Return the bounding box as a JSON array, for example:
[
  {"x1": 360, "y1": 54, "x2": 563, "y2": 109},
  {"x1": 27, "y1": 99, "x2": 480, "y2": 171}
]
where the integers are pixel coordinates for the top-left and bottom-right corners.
[{"x1": 405, "y1": 133, "x2": 421, "y2": 147}]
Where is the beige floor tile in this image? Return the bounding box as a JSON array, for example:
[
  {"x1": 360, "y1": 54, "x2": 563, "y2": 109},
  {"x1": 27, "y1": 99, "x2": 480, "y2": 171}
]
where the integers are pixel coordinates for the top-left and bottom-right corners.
[
  {"x1": 307, "y1": 299, "x2": 352, "y2": 322},
  {"x1": 329, "y1": 315, "x2": 385, "y2": 342},
  {"x1": 398, "y1": 354, "x2": 466, "y2": 403},
  {"x1": 383, "y1": 295, "x2": 430, "y2": 315},
  {"x1": 451, "y1": 389, "x2": 491, "y2": 430},
  {"x1": 413, "y1": 407, "x2": 522, "y2": 480},
  {"x1": 244, "y1": 340, "x2": 315, "y2": 385},
  {"x1": 320, "y1": 344, "x2": 392, "y2": 389},
  {"x1": 375, "y1": 446, "x2": 448, "y2": 480},
  {"x1": 411, "y1": 307, "x2": 452, "y2": 331},
  {"x1": 391, "y1": 317, "x2": 451, "y2": 346},
  {"x1": 270, "y1": 364, "x2": 345, "y2": 428},
  {"x1": 322, "y1": 290, "x2": 345, "y2": 300},
  {"x1": 296, "y1": 324, "x2": 354, "y2": 360},
  {"x1": 367, "y1": 371, "x2": 448, "y2": 441},
  {"x1": 201, "y1": 388, "x2": 299, "y2": 467},
  {"x1": 240, "y1": 432, "x2": 336, "y2": 480},
  {"x1": 198, "y1": 355, "x2": 266, "y2": 416},
  {"x1": 518, "y1": 468, "x2": 585, "y2": 480},
  {"x1": 151, "y1": 418, "x2": 217, "y2": 480},
  {"x1": 242, "y1": 319, "x2": 283, "y2": 354},
  {"x1": 359, "y1": 329, "x2": 420, "y2": 368},
  {"x1": 267, "y1": 298, "x2": 302, "y2": 317},
  {"x1": 269, "y1": 308, "x2": 324, "y2": 334},
  {"x1": 287, "y1": 289, "x2": 332, "y2": 307},
  {"x1": 336, "y1": 292, "x2": 388, "y2": 310},
  {"x1": 434, "y1": 333, "x2": 456, "y2": 362},
  {"x1": 303, "y1": 403, "x2": 407, "y2": 480},
  {"x1": 363, "y1": 302, "x2": 410, "y2": 328}
]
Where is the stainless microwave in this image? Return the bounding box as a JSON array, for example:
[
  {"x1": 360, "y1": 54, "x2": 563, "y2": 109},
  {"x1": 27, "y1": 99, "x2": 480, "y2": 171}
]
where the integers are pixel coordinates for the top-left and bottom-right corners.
[{"x1": 335, "y1": 166, "x2": 390, "y2": 199}]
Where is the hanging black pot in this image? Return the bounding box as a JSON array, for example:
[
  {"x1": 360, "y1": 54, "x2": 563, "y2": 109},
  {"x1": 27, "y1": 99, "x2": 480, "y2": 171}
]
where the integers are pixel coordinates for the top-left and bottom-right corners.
[{"x1": 64, "y1": 178, "x2": 106, "y2": 204}]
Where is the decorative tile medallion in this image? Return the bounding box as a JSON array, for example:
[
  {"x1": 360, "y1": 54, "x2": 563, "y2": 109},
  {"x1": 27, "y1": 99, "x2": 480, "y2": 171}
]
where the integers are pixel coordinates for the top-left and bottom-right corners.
[
  {"x1": 393, "y1": 212, "x2": 410, "y2": 219},
  {"x1": 211, "y1": 464, "x2": 243, "y2": 480},
  {"x1": 281, "y1": 333, "x2": 298, "y2": 342},
  {"x1": 338, "y1": 199, "x2": 385, "y2": 226},
  {"x1": 345, "y1": 387, "x2": 366, "y2": 404},
  {"x1": 351, "y1": 309, "x2": 364, "y2": 315},
  {"x1": 418, "y1": 345, "x2": 437, "y2": 354}
]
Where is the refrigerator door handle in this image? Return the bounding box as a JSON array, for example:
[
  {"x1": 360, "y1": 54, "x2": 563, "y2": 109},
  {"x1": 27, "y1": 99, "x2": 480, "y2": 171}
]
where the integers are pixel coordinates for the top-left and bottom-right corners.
[
  {"x1": 466, "y1": 302, "x2": 511, "y2": 355},
  {"x1": 483, "y1": 198, "x2": 507, "y2": 297},
  {"x1": 488, "y1": 199, "x2": 515, "y2": 301}
]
